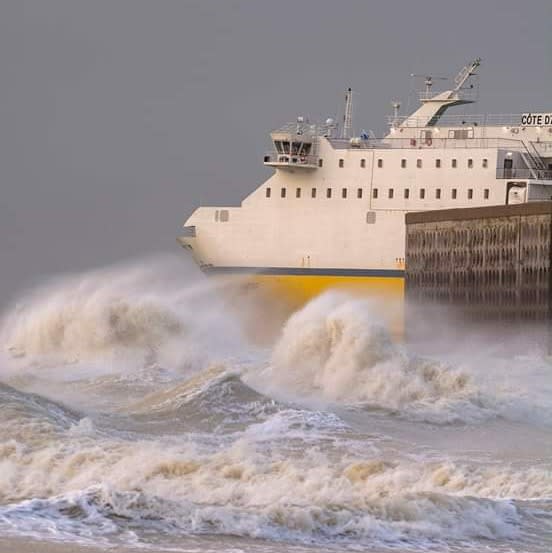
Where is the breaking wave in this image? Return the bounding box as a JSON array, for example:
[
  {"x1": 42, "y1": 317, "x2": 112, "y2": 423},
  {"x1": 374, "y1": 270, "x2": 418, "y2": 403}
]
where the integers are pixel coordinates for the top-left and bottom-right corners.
[
  {"x1": 0, "y1": 256, "x2": 252, "y2": 387},
  {"x1": 0, "y1": 483, "x2": 524, "y2": 546},
  {"x1": 253, "y1": 293, "x2": 486, "y2": 423},
  {"x1": 2, "y1": 260, "x2": 181, "y2": 359}
]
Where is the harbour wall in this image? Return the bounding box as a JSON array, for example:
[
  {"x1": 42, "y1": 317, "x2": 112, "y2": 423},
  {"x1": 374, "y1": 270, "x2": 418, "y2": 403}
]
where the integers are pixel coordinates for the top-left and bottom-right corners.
[{"x1": 404, "y1": 201, "x2": 552, "y2": 347}]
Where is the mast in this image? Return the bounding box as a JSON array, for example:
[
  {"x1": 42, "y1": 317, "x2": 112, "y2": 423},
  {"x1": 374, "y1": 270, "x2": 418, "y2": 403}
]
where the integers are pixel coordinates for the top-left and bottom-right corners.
[
  {"x1": 453, "y1": 57, "x2": 481, "y2": 93},
  {"x1": 398, "y1": 58, "x2": 482, "y2": 128},
  {"x1": 342, "y1": 87, "x2": 353, "y2": 139}
]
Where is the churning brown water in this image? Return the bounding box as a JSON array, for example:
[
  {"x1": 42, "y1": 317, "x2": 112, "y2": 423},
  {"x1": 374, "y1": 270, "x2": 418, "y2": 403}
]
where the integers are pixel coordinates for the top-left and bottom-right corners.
[{"x1": 0, "y1": 256, "x2": 551, "y2": 552}]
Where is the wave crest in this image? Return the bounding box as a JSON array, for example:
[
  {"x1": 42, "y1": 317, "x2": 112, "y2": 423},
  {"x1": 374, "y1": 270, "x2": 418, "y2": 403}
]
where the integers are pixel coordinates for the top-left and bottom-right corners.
[
  {"x1": 269, "y1": 293, "x2": 484, "y2": 422},
  {"x1": 0, "y1": 256, "x2": 246, "y2": 372}
]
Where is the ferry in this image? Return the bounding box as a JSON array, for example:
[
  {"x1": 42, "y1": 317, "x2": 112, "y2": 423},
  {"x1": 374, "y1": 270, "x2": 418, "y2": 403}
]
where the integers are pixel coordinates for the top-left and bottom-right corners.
[{"x1": 178, "y1": 59, "x2": 552, "y2": 331}]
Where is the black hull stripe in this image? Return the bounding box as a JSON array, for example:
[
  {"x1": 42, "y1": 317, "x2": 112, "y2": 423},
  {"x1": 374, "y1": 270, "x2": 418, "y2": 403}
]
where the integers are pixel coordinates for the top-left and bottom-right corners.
[{"x1": 202, "y1": 266, "x2": 405, "y2": 278}]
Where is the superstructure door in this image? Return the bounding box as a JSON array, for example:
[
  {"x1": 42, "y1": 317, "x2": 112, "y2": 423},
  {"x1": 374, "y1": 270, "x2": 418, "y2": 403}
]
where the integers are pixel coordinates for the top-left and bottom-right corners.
[{"x1": 503, "y1": 158, "x2": 513, "y2": 179}]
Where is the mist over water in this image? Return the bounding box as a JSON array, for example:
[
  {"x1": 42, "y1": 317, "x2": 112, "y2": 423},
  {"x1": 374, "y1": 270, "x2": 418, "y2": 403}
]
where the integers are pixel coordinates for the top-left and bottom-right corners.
[{"x1": 0, "y1": 255, "x2": 551, "y2": 552}]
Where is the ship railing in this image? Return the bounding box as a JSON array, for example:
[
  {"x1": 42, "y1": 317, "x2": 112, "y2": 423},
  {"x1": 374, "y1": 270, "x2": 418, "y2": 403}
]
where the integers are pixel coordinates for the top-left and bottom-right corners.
[
  {"x1": 530, "y1": 141, "x2": 552, "y2": 157},
  {"x1": 496, "y1": 168, "x2": 552, "y2": 181},
  {"x1": 272, "y1": 115, "x2": 552, "y2": 136},
  {"x1": 418, "y1": 89, "x2": 478, "y2": 103},
  {"x1": 272, "y1": 121, "x2": 330, "y2": 138},
  {"x1": 328, "y1": 136, "x2": 547, "y2": 151},
  {"x1": 387, "y1": 113, "x2": 544, "y2": 128},
  {"x1": 263, "y1": 151, "x2": 319, "y2": 167}
]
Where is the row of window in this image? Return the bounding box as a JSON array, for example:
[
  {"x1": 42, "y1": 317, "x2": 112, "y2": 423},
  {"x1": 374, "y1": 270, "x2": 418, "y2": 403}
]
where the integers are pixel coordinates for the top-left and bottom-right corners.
[
  {"x1": 327, "y1": 157, "x2": 489, "y2": 169},
  {"x1": 267, "y1": 187, "x2": 365, "y2": 199},
  {"x1": 373, "y1": 187, "x2": 490, "y2": 200},
  {"x1": 266, "y1": 187, "x2": 491, "y2": 200}
]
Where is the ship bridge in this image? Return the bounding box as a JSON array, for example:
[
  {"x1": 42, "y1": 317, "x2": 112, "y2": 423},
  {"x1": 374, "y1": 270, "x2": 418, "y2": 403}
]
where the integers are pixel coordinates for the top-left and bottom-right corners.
[{"x1": 263, "y1": 119, "x2": 328, "y2": 170}]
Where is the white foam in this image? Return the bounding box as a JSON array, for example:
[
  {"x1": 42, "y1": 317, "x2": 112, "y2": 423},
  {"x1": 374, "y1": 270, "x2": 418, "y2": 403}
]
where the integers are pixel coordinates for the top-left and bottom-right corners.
[
  {"x1": 1, "y1": 435, "x2": 545, "y2": 548},
  {"x1": 0, "y1": 371, "x2": 551, "y2": 548},
  {"x1": 255, "y1": 293, "x2": 486, "y2": 423}
]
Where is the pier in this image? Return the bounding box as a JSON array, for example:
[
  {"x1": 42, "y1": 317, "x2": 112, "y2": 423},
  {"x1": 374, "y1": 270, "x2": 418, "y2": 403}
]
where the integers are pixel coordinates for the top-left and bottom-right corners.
[{"x1": 405, "y1": 202, "x2": 552, "y2": 345}]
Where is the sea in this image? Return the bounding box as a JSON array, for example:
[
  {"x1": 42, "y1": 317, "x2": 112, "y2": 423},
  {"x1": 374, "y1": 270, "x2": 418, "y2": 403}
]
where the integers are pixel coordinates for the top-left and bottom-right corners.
[{"x1": 0, "y1": 254, "x2": 551, "y2": 553}]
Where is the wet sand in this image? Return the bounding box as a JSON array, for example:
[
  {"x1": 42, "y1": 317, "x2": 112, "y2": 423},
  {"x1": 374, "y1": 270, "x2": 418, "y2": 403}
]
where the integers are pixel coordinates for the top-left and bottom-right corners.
[
  {"x1": 0, "y1": 536, "x2": 349, "y2": 553},
  {"x1": 0, "y1": 537, "x2": 139, "y2": 553}
]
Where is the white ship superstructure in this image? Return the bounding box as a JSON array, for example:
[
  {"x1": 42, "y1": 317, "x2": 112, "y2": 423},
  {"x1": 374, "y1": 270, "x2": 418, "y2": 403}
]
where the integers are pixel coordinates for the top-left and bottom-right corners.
[{"x1": 179, "y1": 59, "x2": 552, "y2": 325}]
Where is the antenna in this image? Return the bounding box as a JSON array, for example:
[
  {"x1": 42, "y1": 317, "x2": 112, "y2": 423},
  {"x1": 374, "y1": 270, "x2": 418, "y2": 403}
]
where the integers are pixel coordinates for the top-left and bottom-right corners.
[
  {"x1": 342, "y1": 88, "x2": 353, "y2": 139},
  {"x1": 411, "y1": 73, "x2": 448, "y2": 98},
  {"x1": 391, "y1": 100, "x2": 401, "y2": 126}
]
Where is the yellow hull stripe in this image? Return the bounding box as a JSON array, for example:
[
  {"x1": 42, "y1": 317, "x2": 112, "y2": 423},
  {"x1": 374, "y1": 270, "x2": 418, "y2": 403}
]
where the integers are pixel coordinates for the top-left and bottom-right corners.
[
  {"x1": 250, "y1": 273, "x2": 405, "y2": 338},
  {"x1": 252, "y1": 273, "x2": 404, "y2": 303}
]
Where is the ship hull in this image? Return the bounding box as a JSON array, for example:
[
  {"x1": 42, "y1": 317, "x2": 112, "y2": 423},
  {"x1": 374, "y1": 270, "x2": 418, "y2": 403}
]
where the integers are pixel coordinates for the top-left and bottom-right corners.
[{"x1": 204, "y1": 267, "x2": 405, "y2": 337}]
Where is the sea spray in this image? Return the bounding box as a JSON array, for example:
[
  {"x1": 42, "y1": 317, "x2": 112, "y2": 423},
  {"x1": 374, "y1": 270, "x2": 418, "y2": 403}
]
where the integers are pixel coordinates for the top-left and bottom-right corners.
[{"x1": 0, "y1": 256, "x2": 254, "y2": 399}]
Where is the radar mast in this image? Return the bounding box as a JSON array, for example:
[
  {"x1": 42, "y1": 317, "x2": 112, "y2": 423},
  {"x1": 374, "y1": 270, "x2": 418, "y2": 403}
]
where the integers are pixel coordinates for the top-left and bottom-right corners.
[{"x1": 399, "y1": 58, "x2": 482, "y2": 128}]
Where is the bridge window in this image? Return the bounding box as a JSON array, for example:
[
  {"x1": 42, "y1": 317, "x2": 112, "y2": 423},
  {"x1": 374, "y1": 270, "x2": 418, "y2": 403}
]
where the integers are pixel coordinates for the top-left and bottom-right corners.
[
  {"x1": 452, "y1": 159, "x2": 457, "y2": 168},
  {"x1": 404, "y1": 188, "x2": 410, "y2": 199},
  {"x1": 311, "y1": 188, "x2": 317, "y2": 198},
  {"x1": 468, "y1": 188, "x2": 473, "y2": 199},
  {"x1": 420, "y1": 188, "x2": 426, "y2": 199},
  {"x1": 326, "y1": 188, "x2": 332, "y2": 198},
  {"x1": 484, "y1": 188, "x2": 489, "y2": 199},
  {"x1": 360, "y1": 158, "x2": 366, "y2": 168},
  {"x1": 299, "y1": 142, "x2": 312, "y2": 156},
  {"x1": 281, "y1": 188, "x2": 286, "y2": 198},
  {"x1": 388, "y1": 188, "x2": 394, "y2": 199},
  {"x1": 366, "y1": 212, "x2": 376, "y2": 224},
  {"x1": 417, "y1": 159, "x2": 422, "y2": 168},
  {"x1": 220, "y1": 210, "x2": 229, "y2": 222},
  {"x1": 373, "y1": 188, "x2": 378, "y2": 199},
  {"x1": 357, "y1": 188, "x2": 363, "y2": 199},
  {"x1": 318, "y1": 158, "x2": 323, "y2": 167},
  {"x1": 377, "y1": 158, "x2": 383, "y2": 168},
  {"x1": 266, "y1": 187, "x2": 271, "y2": 198},
  {"x1": 401, "y1": 159, "x2": 407, "y2": 168},
  {"x1": 468, "y1": 158, "x2": 474, "y2": 169},
  {"x1": 436, "y1": 158, "x2": 441, "y2": 168},
  {"x1": 482, "y1": 158, "x2": 488, "y2": 168},
  {"x1": 215, "y1": 210, "x2": 219, "y2": 222},
  {"x1": 338, "y1": 159, "x2": 344, "y2": 168},
  {"x1": 452, "y1": 188, "x2": 457, "y2": 199},
  {"x1": 342, "y1": 188, "x2": 347, "y2": 199},
  {"x1": 296, "y1": 187, "x2": 301, "y2": 198},
  {"x1": 436, "y1": 188, "x2": 441, "y2": 199}
]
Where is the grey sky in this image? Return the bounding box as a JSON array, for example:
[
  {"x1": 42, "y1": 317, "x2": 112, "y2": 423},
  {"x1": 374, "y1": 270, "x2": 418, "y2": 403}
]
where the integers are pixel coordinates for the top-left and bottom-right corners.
[{"x1": 1, "y1": 0, "x2": 551, "y2": 305}]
